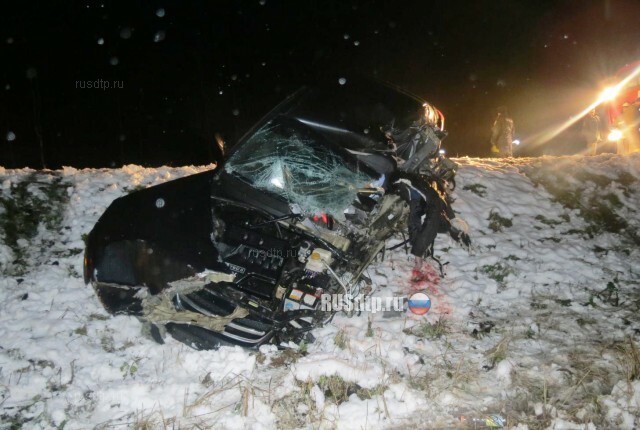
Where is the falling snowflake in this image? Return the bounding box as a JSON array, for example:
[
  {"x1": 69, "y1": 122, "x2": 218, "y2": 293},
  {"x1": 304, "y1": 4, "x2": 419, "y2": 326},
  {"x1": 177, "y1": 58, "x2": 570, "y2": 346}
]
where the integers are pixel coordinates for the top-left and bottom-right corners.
[
  {"x1": 6, "y1": 131, "x2": 16, "y2": 142},
  {"x1": 97, "y1": 37, "x2": 104, "y2": 45},
  {"x1": 153, "y1": 31, "x2": 165, "y2": 43},
  {"x1": 119, "y1": 27, "x2": 132, "y2": 40},
  {"x1": 156, "y1": 8, "x2": 165, "y2": 18},
  {"x1": 338, "y1": 77, "x2": 347, "y2": 85}
]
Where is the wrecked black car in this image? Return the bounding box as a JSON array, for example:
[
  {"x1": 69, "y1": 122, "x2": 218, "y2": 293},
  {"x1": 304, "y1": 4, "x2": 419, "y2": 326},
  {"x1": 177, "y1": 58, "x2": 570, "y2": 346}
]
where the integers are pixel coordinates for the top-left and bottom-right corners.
[{"x1": 83, "y1": 79, "x2": 469, "y2": 350}]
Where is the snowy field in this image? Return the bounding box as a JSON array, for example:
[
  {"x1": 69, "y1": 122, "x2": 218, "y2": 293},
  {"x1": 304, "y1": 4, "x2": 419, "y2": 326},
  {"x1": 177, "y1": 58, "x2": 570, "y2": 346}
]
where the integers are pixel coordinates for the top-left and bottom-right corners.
[{"x1": 1, "y1": 155, "x2": 639, "y2": 429}]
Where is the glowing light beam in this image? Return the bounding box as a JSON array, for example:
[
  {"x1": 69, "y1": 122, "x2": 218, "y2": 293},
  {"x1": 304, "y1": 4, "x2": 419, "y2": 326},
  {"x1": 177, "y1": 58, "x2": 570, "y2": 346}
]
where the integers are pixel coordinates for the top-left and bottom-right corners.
[
  {"x1": 529, "y1": 64, "x2": 640, "y2": 149},
  {"x1": 599, "y1": 86, "x2": 620, "y2": 103}
]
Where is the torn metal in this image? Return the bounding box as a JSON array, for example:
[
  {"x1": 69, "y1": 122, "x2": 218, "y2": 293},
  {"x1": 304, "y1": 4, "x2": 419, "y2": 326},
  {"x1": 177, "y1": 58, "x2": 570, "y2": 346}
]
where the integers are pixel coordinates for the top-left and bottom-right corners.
[{"x1": 142, "y1": 274, "x2": 248, "y2": 333}]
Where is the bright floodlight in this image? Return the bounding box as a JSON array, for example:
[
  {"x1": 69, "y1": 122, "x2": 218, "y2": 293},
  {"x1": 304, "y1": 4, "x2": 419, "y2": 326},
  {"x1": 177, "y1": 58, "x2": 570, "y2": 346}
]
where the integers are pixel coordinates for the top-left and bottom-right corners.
[
  {"x1": 608, "y1": 129, "x2": 623, "y2": 142},
  {"x1": 600, "y1": 86, "x2": 620, "y2": 102},
  {"x1": 438, "y1": 149, "x2": 445, "y2": 155},
  {"x1": 513, "y1": 139, "x2": 521, "y2": 146}
]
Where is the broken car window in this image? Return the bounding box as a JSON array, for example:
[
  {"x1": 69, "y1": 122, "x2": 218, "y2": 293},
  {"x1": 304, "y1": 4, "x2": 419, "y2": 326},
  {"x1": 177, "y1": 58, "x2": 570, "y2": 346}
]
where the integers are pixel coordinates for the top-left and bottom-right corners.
[{"x1": 225, "y1": 117, "x2": 376, "y2": 218}]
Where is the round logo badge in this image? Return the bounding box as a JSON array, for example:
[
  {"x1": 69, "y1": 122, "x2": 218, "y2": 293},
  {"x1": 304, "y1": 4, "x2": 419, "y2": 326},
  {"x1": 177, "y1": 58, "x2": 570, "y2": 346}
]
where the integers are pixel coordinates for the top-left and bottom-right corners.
[{"x1": 408, "y1": 293, "x2": 431, "y2": 315}]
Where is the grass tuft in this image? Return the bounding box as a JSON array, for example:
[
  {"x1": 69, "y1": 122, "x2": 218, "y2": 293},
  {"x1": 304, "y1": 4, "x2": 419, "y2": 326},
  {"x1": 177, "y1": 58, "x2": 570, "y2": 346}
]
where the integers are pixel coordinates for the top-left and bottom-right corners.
[
  {"x1": 487, "y1": 210, "x2": 513, "y2": 232},
  {"x1": 318, "y1": 374, "x2": 386, "y2": 404},
  {"x1": 523, "y1": 166, "x2": 639, "y2": 245},
  {"x1": 480, "y1": 263, "x2": 513, "y2": 286},
  {"x1": 334, "y1": 328, "x2": 349, "y2": 349},
  {"x1": 405, "y1": 317, "x2": 450, "y2": 339},
  {"x1": 534, "y1": 214, "x2": 564, "y2": 227},
  {"x1": 366, "y1": 318, "x2": 374, "y2": 337},
  {"x1": 485, "y1": 337, "x2": 510, "y2": 369},
  {"x1": 463, "y1": 183, "x2": 488, "y2": 197},
  {"x1": 616, "y1": 338, "x2": 640, "y2": 382},
  {"x1": 269, "y1": 348, "x2": 305, "y2": 368},
  {"x1": 0, "y1": 174, "x2": 69, "y2": 274}
]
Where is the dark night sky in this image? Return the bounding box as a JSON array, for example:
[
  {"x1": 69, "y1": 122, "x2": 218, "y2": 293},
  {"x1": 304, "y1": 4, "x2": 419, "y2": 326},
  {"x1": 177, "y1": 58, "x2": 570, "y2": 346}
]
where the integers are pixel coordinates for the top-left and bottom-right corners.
[{"x1": 2, "y1": 0, "x2": 640, "y2": 168}]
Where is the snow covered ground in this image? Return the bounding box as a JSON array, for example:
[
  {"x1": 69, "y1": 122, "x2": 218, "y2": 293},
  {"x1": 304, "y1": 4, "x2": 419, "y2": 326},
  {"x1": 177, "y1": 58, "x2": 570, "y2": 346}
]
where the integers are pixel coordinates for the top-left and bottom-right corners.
[{"x1": 1, "y1": 155, "x2": 639, "y2": 429}]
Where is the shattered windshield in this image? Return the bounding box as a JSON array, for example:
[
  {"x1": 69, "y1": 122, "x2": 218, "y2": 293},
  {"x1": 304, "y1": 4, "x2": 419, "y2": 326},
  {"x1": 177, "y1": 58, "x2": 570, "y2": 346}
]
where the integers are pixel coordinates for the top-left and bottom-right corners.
[{"x1": 225, "y1": 117, "x2": 376, "y2": 217}]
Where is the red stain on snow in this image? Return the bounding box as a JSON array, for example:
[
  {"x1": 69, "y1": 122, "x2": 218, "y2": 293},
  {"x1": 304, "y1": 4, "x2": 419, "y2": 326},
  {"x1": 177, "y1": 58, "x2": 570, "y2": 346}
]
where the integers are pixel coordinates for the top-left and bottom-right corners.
[
  {"x1": 409, "y1": 262, "x2": 452, "y2": 315},
  {"x1": 410, "y1": 263, "x2": 441, "y2": 293}
]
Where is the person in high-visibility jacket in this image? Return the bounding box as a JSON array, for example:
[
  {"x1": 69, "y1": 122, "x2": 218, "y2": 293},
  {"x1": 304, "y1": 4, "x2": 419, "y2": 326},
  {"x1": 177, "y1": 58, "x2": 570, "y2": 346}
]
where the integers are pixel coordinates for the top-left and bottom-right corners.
[{"x1": 490, "y1": 106, "x2": 515, "y2": 157}]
